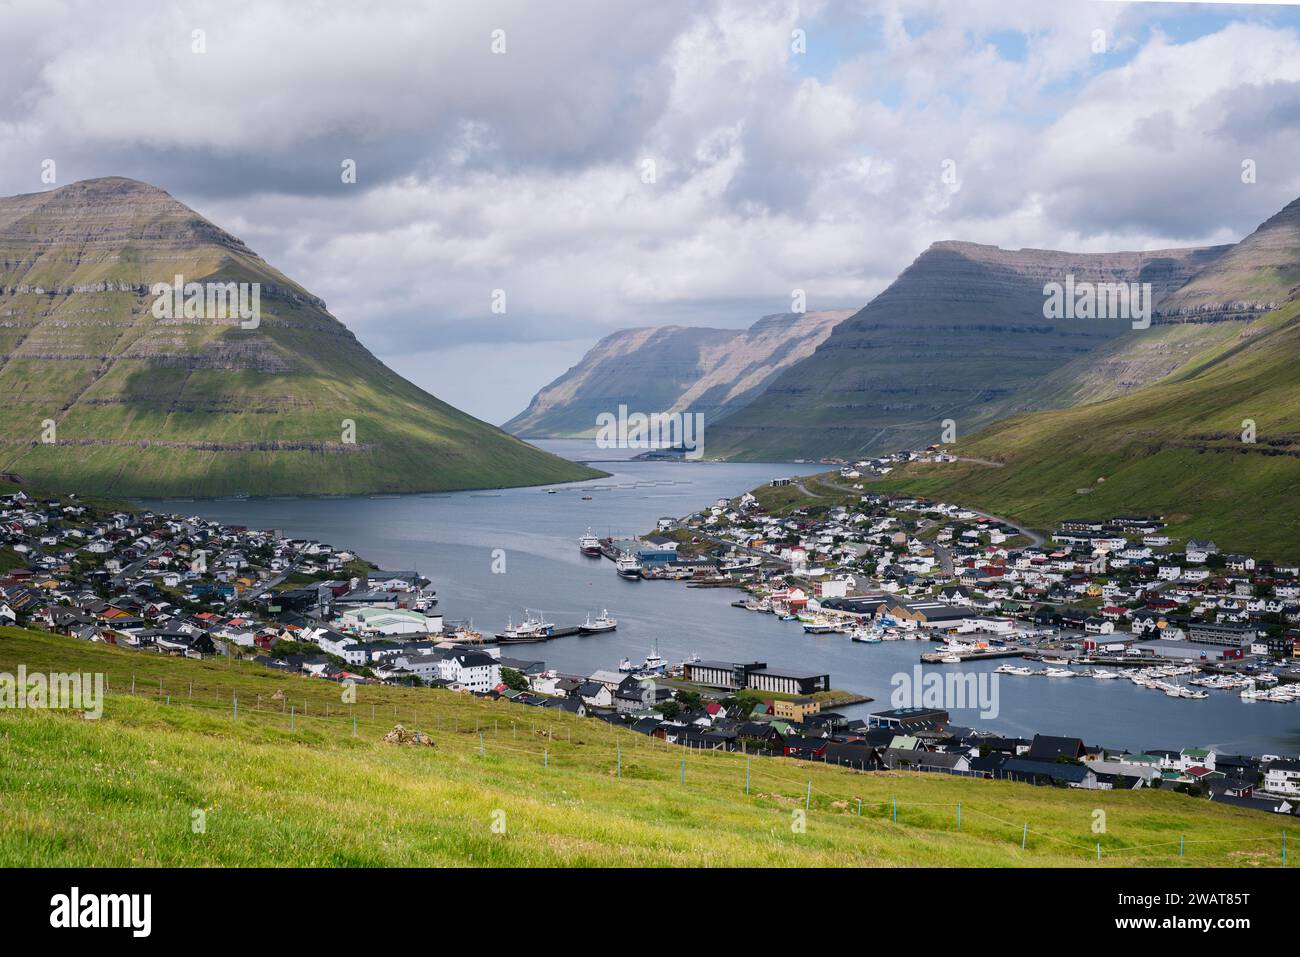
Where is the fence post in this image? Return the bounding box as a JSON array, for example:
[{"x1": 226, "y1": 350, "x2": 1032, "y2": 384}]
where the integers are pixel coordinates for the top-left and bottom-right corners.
[
  {"x1": 805, "y1": 781, "x2": 811, "y2": 811},
  {"x1": 544, "y1": 749, "x2": 548, "y2": 768},
  {"x1": 957, "y1": 803, "x2": 961, "y2": 832},
  {"x1": 857, "y1": 798, "x2": 861, "y2": 816},
  {"x1": 892, "y1": 797, "x2": 897, "y2": 822},
  {"x1": 1096, "y1": 842, "x2": 1101, "y2": 863},
  {"x1": 479, "y1": 731, "x2": 484, "y2": 756},
  {"x1": 232, "y1": 695, "x2": 237, "y2": 720},
  {"x1": 1284, "y1": 830, "x2": 1288, "y2": 867},
  {"x1": 1021, "y1": 823, "x2": 1027, "y2": 849},
  {"x1": 680, "y1": 756, "x2": 685, "y2": 785},
  {"x1": 745, "y1": 756, "x2": 750, "y2": 796},
  {"x1": 353, "y1": 716, "x2": 357, "y2": 737},
  {"x1": 290, "y1": 704, "x2": 295, "y2": 731},
  {"x1": 617, "y1": 746, "x2": 621, "y2": 778},
  {"x1": 1179, "y1": 834, "x2": 1184, "y2": 858}
]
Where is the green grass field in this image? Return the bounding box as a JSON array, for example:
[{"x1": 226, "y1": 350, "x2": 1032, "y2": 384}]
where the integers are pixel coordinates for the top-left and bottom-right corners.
[{"x1": 0, "y1": 628, "x2": 1287, "y2": 867}]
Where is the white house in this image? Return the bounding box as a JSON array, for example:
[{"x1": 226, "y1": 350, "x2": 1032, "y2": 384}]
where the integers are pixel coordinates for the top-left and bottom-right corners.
[{"x1": 1264, "y1": 760, "x2": 1300, "y2": 797}]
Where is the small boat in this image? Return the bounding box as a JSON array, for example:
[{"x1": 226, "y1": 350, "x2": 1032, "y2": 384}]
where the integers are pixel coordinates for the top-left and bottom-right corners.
[
  {"x1": 615, "y1": 555, "x2": 643, "y2": 580},
  {"x1": 802, "y1": 618, "x2": 838, "y2": 634},
  {"x1": 578, "y1": 528, "x2": 602, "y2": 557},
  {"x1": 547, "y1": 489, "x2": 557, "y2": 494},
  {"x1": 618, "y1": 657, "x2": 635, "y2": 673},
  {"x1": 579, "y1": 609, "x2": 617, "y2": 634},
  {"x1": 939, "y1": 654, "x2": 962, "y2": 664},
  {"x1": 582, "y1": 495, "x2": 593, "y2": 501},
  {"x1": 1044, "y1": 667, "x2": 1077, "y2": 678}
]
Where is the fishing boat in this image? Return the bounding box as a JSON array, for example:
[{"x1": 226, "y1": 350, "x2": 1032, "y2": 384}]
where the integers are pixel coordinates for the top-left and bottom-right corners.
[
  {"x1": 615, "y1": 555, "x2": 643, "y2": 580},
  {"x1": 851, "y1": 629, "x2": 882, "y2": 643},
  {"x1": 802, "y1": 618, "x2": 838, "y2": 634},
  {"x1": 578, "y1": 528, "x2": 602, "y2": 556},
  {"x1": 639, "y1": 644, "x2": 666, "y2": 675},
  {"x1": 496, "y1": 609, "x2": 556, "y2": 643},
  {"x1": 579, "y1": 609, "x2": 617, "y2": 633},
  {"x1": 618, "y1": 657, "x2": 636, "y2": 673}
]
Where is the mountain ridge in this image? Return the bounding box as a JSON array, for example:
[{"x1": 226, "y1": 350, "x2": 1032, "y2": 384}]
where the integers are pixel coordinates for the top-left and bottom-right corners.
[{"x1": 0, "y1": 177, "x2": 599, "y2": 496}]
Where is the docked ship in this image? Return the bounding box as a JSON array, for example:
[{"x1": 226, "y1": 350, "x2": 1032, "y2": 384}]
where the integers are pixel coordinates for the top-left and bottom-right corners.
[
  {"x1": 615, "y1": 554, "x2": 643, "y2": 580},
  {"x1": 802, "y1": 618, "x2": 838, "y2": 634},
  {"x1": 496, "y1": 609, "x2": 556, "y2": 643},
  {"x1": 578, "y1": 528, "x2": 602, "y2": 557},
  {"x1": 579, "y1": 609, "x2": 617, "y2": 633}
]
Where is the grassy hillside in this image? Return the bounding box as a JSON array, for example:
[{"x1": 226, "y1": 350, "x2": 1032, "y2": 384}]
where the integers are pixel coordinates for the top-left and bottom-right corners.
[
  {"x1": 0, "y1": 628, "x2": 1285, "y2": 867},
  {"x1": 875, "y1": 302, "x2": 1300, "y2": 559},
  {"x1": 0, "y1": 178, "x2": 599, "y2": 496},
  {"x1": 706, "y1": 241, "x2": 1228, "y2": 461}
]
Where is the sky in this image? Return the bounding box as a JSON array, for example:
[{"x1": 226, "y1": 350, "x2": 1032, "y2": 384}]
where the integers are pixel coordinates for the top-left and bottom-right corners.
[{"x1": 2, "y1": 0, "x2": 1299, "y2": 424}]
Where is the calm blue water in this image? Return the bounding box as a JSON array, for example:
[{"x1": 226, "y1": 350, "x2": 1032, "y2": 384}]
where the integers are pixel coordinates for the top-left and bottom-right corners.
[{"x1": 144, "y1": 440, "x2": 1300, "y2": 756}]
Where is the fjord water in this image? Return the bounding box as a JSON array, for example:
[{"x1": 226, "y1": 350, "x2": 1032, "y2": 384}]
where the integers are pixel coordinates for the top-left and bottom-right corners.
[{"x1": 154, "y1": 440, "x2": 1300, "y2": 756}]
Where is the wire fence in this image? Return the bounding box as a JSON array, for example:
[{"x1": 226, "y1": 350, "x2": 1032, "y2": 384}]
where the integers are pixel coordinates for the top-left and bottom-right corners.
[{"x1": 21, "y1": 658, "x2": 1291, "y2": 867}]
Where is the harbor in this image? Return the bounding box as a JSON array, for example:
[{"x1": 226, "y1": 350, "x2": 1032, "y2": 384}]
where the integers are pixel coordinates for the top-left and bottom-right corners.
[{"x1": 159, "y1": 440, "x2": 1300, "y2": 756}]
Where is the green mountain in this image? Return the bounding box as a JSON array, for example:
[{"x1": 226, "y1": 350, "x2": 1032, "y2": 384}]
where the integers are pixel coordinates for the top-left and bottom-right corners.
[
  {"x1": 504, "y1": 310, "x2": 852, "y2": 438},
  {"x1": 875, "y1": 196, "x2": 1300, "y2": 559},
  {"x1": 706, "y1": 241, "x2": 1229, "y2": 461},
  {"x1": 0, "y1": 178, "x2": 598, "y2": 496}
]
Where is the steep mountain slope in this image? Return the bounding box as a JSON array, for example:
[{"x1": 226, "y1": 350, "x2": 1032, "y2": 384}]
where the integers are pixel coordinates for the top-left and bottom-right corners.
[
  {"x1": 706, "y1": 242, "x2": 1230, "y2": 461},
  {"x1": 877, "y1": 299, "x2": 1300, "y2": 559},
  {"x1": 505, "y1": 310, "x2": 851, "y2": 437},
  {"x1": 1156, "y1": 196, "x2": 1300, "y2": 322},
  {"x1": 0, "y1": 178, "x2": 597, "y2": 496}
]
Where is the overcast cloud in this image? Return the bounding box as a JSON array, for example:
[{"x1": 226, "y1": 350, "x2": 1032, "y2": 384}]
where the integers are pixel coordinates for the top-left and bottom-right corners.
[{"x1": 2, "y1": 0, "x2": 1298, "y2": 422}]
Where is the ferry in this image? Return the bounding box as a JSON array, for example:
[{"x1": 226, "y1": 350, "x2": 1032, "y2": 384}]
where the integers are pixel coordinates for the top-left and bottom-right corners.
[
  {"x1": 578, "y1": 528, "x2": 602, "y2": 557},
  {"x1": 579, "y1": 609, "x2": 617, "y2": 634},
  {"x1": 615, "y1": 555, "x2": 643, "y2": 580}
]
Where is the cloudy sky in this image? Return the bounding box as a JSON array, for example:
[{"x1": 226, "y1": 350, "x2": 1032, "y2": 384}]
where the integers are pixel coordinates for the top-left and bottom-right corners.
[{"x1": 2, "y1": 0, "x2": 1299, "y2": 423}]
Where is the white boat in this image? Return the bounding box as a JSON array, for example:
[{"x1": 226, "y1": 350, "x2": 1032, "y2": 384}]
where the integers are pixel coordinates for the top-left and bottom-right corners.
[
  {"x1": 618, "y1": 657, "x2": 635, "y2": 673},
  {"x1": 615, "y1": 555, "x2": 643, "y2": 579},
  {"x1": 496, "y1": 609, "x2": 555, "y2": 643},
  {"x1": 994, "y1": 664, "x2": 1033, "y2": 676},
  {"x1": 640, "y1": 643, "x2": 666, "y2": 675},
  {"x1": 803, "y1": 618, "x2": 838, "y2": 634},
  {"x1": 1043, "y1": 667, "x2": 1077, "y2": 678},
  {"x1": 939, "y1": 654, "x2": 962, "y2": 664},
  {"x1": 579, "y1": 609, "x2": 617, "y2": 633}
]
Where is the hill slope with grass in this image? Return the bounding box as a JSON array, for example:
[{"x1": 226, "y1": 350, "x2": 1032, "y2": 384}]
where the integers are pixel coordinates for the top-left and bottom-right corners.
[
  {"x1": 875, "y1": 299, "x2": 1300, "y2": 559},
  {"x1": 706, "y1": 241, "x2": 1228, "y2": 461},
  {"x1": 0, "y1": 177, "x2": 597, "y2": 496},
  {"x1": 0, "y1": 628, "x2": 1285, "y2": 867}
]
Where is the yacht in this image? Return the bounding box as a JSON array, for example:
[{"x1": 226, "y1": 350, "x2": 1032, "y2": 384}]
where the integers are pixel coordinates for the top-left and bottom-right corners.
[
  {"x1": 939, "y1": 653, "x2": 962, "y2": 664},
  {"x1": 994, "y1": 664, "x2": 1033, "y2": 676},
  {"x1": 579, "y1": 609, "x2": 617, "y2": 634},
  {"x1": 578, "y1": 528, "x2": 602, "y2": 557},
  {"x1": 1043, "y1": 667, "x2": 1078, "y2": 678}
]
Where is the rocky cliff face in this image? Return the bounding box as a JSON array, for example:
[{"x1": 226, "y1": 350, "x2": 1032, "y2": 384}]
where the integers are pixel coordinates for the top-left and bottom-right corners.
[
  {"x1": 706, "y1": 240, "x2": 1230, "y2": 461},
  {"x1": 1155, "y1": 196, "x2": 1300, "y2": 323},
  {"x1": 0, "y1": 177, "x2": 596, "y2": 495},
  {"x1": 504, "y1": 309, "x2": 852, "y2": 437}
]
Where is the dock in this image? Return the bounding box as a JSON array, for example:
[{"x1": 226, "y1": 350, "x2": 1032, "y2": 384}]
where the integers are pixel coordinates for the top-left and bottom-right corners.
[{"x1": 920, "y1": 647, "x2": 1031, "y2": 664}]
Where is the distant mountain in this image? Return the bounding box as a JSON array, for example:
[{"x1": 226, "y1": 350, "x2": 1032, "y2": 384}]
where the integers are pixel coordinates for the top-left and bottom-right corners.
[
  {"x1": 504, "y1": 310, "x2": 852, "y2": 438},
  {"x1": 875, "y1": 195, "x2": 1300, "y2": 559},
  {"x1": 706, "y1": 241, "x2": 1229, "y2": 461},
  {"x1": 0, "y1": 177, "x2": 598, "y2": 496}
]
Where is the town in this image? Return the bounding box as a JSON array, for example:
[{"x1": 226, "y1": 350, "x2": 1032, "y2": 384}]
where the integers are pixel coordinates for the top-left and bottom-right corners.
[{"x1": 2, "y1": 480, "x2": 1298, "y2": 817}]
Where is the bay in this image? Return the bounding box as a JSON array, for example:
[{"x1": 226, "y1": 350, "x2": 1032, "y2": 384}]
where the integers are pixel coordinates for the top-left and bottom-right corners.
[{"x1": 145, "y1": 439, "x2": 1300, "y2": 756}]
